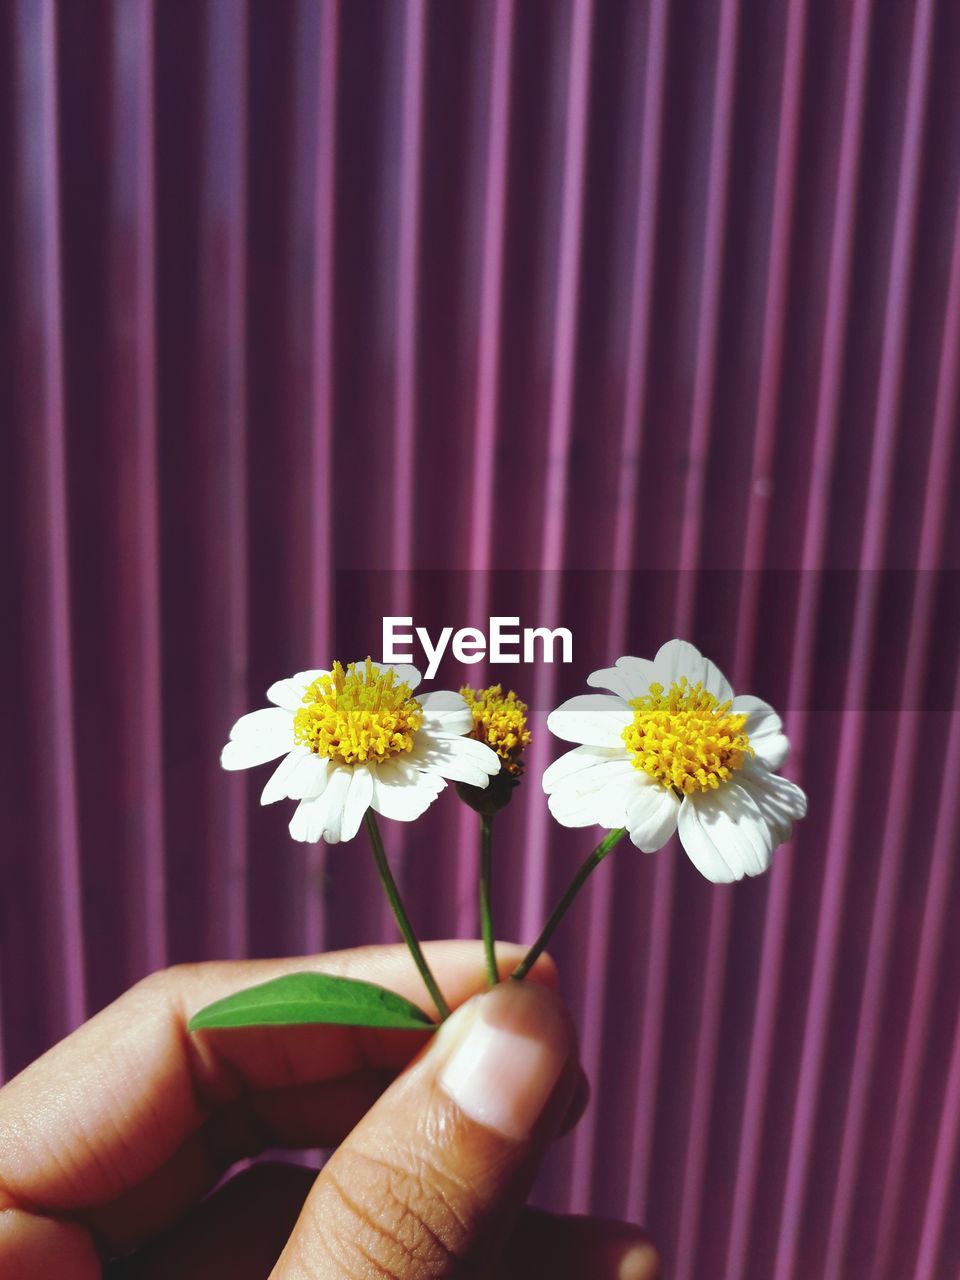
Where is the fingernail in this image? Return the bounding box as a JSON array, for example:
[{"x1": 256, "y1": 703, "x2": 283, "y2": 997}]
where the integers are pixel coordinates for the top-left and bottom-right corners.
[
  {"x1": 618, "y1": 1243, "x2": 661, "y2": 1280},
  {"x1": 438, "y1": 983, "x2": 573, "y2": 1140}
]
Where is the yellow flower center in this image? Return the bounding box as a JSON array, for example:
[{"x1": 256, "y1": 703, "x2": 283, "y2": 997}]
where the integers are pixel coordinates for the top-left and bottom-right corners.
[
  {"x1": 460, "y1": 684, "x2": 531, "y2": 777},
  {"x1": 293, "y1": 658, "x2": 423, "y2": 765},
  {"x1": 622, "y1": 678, "x2": 752, "y2": 796}
]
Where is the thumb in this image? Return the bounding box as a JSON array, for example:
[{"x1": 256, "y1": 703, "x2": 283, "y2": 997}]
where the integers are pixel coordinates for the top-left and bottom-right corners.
[{"x1": 271, "y1": 980, "x2": 579, "y2": 1279}]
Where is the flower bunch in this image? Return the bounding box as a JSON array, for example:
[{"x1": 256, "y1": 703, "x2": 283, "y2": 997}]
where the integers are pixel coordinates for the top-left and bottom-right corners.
[
  {"x1": 543, "y1": 640, "x2": 803, "y2": 882},
  {"x1": 222, "y1": 658, "x2": 500, "y2": 843},
  {"x1": 192, "y1": 640, "x2": 805, "y2": 1034}
]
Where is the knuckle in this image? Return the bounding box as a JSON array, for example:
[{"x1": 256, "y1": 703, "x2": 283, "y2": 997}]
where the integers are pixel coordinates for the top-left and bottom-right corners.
[
  {"x1": 133, "y1": 961, "x2": 196, "y2": 1000},
  {"x1": 129, "y1": 965, "x2": 173, "y2": 999},
  {"x1": 317, "y1": 1147, "x2": 473, "y2": 1280}
]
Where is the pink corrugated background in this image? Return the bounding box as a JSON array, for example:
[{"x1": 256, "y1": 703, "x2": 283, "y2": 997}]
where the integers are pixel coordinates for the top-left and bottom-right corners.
[{"x1": 2, "y1": 1, "x2": 960, "y2": 1276}]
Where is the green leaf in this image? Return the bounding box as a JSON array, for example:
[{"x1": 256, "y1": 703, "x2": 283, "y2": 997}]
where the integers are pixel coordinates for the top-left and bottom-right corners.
[{"x1": 187, "y1": 971, "x2": 438, "y2": 1033}]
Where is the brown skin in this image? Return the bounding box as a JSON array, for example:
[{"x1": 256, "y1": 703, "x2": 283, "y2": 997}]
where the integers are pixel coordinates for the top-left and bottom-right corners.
[{"x1": 0, "y1": 942, "x2": 659, "y2": 1279}]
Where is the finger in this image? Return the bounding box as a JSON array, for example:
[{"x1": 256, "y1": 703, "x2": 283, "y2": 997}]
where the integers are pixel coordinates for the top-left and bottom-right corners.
[
  {"x1": 501, "y1": 1209, "x2": 661, "y2": 1280},
  {"x1": 112, "y1": 1172, "x2": 659, "y2": 1280},
  {"x1": 0, "y1": 1208, "x2": 100, "y2": 1280},
  {"x1": 0, "y1": 942, "x2": 555, "y2": 1257},
  {"x1": 272, "y1": 981, "x2": 581, "y2": 1278},
  {"x1": 77, "y1": 1069, "x2": 391, "y2": 1257},
  {"x1": 107, "y1": 1163, "x2": 315, "y2": 1280}
]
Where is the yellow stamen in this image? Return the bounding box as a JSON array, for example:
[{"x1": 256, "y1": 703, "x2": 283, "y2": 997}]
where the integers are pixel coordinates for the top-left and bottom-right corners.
[
  {"x1": 622, "y1": 677, "x2": 752, "y2": 796},
  {"x1": 460, "y1": 684, "x2": 531, "y2": 777},
  {"x1": 294, "y1": 658, "x2": 423, "y2": 765}
]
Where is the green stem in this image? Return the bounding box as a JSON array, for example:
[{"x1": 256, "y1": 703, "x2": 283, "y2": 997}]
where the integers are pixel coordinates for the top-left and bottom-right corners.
[
  {"x1": 511, "y1": 828, "x2": 627, "y2": 982},
  {"x1": 364, "y1": 810, "x2": 451, "y2": 1021},
  {"x1": 479, "y1": 814, "x2": 497, "y2": 986}
]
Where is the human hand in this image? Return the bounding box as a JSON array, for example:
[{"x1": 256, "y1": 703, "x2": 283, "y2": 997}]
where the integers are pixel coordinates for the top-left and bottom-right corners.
[{"x1": 0, "y1": 942, "x2": 659, "y2": 1278}]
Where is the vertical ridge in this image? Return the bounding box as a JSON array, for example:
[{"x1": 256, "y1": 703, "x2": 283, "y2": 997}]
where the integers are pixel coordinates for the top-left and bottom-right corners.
[
  {"x1": 723, "y1": 0, "x2": 876, "y2": 1267},
  {"x1": 870, "y1": 190, "x2": 960, "y2": 1280},
  {"x1": 306, "y1": 0, "x2": 339, "y2": 955},
  {"x1": 717, "y1": 6, "x2": 809, "y2": 1279},
  {"x1": 37, "y1": 0, "x2": 86, "y2": 1022},
  {"x1": 520, "y1": 0, "x2": 594, "y2": 946},
  {"x1": 571, "y1": 0, "x2": 671, "y2": 1214},
  {"x1": 912, "y1": 843, "x2": 960, "y2": 1279},
  {"x1": 14, "y1": 0, "x2": 87, "y2": 1035},
  {"x1": 820, "y1": 3, "x2": 939, "y2": 1270},
  {"x1": 383, "y1": 0, "x2": 427, "y2": 942},
  {"x1": 619, "y1": 0, "x2": 675, "y2": 1228},
  {"x1": 155, "y1": 0, "x2": 249, "y2": 963},
  {"x1": 774, "y1": 0, "x2": 929, "y2": 1265},
  {"x1": 115, "y1": 0, "x2": 167, "y2": 974},
  {"x1": 206, "y1": 0, "x2": 249, "y2": 959},
  {"x1": 455, "y1": 0, "x2": 515, "y2": 940},
  {"x1": 630, "y1": 0, "x2": 742, "y2": 1237},
  {"x1": 706, "y1": 2, "x2": 809, "y2": 1270},
  {"x1": 725, "y1": 0, "x2": 876, "y2": 1269},
  {"x1": 669, "y1": 0, "x2": 745, "y2": 1271},
  {"x1": 391, "y1": 0, "x2": 426, "y2": 571}
]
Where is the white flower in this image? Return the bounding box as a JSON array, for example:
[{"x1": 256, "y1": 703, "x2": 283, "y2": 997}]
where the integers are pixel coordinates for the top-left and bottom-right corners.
[
  {"x1": 542, "y1": 639, "x2": 806, "y2": 883},
  {"x1": 222, "y1": 658, "x2": 501, "y2": 844}
]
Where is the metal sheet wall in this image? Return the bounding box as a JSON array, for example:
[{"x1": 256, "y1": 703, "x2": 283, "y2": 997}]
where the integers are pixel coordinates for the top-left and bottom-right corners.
[{"x1": 2, "y1": 2, "x2": 959, "y2": 1276}]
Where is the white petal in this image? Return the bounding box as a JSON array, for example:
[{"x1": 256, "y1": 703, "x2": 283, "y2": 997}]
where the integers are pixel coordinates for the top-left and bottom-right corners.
[
  {"x1": 417, "y1": 689, "x2": 473, "y2": 736},
  {"x1": 432, "y1": 734, "x2": 501, "y2": 772},
  {"x1": 591, "y1": 768, "x2": 645, "y2": 828},
  {"x1": 288, "y1": 794, "x2": 326, "y2": 843},
  {"x1": 545, "y1": 783, "x2": 600, "y2": 827},
  {"x1": 550, "y1": 755, "x2": 635, "y2": 801},
  {"x1": 340, "y1": 765, "x2": 374, "y2": 842},
  {"x1": 322, "y1": 768, "x2": 355, "y2": 843},
  {"x1": 260, "y1": 747, "x2": 310, "y2": 804},
  {"x1": 547, "y1": 790, "x2": 605, "y2": 827},
  {"x1": 227, "y1": 706, "x2": 294, "y2": 741},
  {"x1": 546, "y1": 758, "x2": 637, "y2": 828},
  {"x1": 733, "y1": 695, "x2": 790, "y2": 769},
  {"x1": 409, "y1": 733, "x2": 500, "y2": 787},
  {"x1": 738, "y1": 762, "x2": 807, "y2": 847},
  {"x1": 587, "y1": 656, "x2": 657, "y2": 701},
  {"x1": 677, "y1": 783, "x2": 774, "y2": 883},
  {"x1": 289, "y1": 767, "x2": 353, "y2": 844},
  {"x1": 371, "y1": 759, "x2": 446, "y2": 821},
  {"x1": 266, "y1": 669, "x2": 329, "y2": 711},
  {"x1": 221, "y1": 707, "x2": 294, "y2": 769},
  {"x1": 626, "y1": 782, "x2": 681, "y2": 851},
  {"x1": 368, "y1": 660, "x2": 422, "y2": 691},
  {"x1": 285, "y1": 752, "x2": 332, "y2": 800},
  {"x1": 542, "y1": 745, "x2": 629, "y2": 793},
  {"x1": 651, "y1": 639, "x2": 733, "y2": 702},
  {"x1": 546, "y1": 694, "x2": 633, "y2": 747},
  {"x1": 288, "y1": 797, "x2": 314, "y2": 842}
]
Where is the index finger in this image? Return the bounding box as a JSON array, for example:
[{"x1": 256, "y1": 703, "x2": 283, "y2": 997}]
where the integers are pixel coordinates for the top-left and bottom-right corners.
[{"x1": 0, "y1": 942, "x2": 556, "y2": 1229}]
